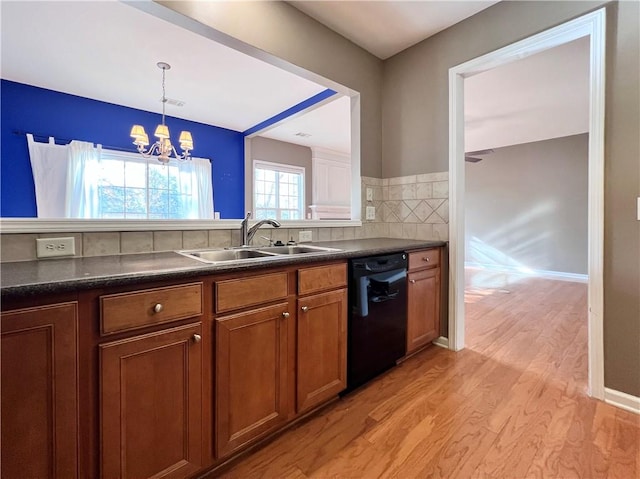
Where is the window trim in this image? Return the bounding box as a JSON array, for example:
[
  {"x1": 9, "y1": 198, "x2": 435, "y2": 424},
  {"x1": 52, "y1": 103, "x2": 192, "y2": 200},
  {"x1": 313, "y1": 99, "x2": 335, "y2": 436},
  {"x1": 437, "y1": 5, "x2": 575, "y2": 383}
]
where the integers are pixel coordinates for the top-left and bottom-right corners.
[
  {"x1": 253, "y1": 159, "x2": 305, "y2": 220},
  {"x1": 96, "y1": 149, "x2": 200, "y2": 220}
]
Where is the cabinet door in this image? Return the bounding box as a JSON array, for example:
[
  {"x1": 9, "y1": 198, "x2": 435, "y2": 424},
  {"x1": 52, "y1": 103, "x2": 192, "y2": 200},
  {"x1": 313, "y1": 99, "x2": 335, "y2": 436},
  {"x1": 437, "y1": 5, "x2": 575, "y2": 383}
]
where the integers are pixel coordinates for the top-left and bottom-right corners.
[
  {"x1": 1, "y1": 302, "x2": 78, "y2": 479},
  {"x1": 216, "y1": 303, "x2": 290, "y2": 458},
  {"x1": 100, "y1": 323, "x2": 202, "y2": 479},
  {"x1": 297, "y1": 288, "x2": 347, "y2": 413},
  {"x1": 407, "y1": 267, "x2": 441, "y2": 353}
]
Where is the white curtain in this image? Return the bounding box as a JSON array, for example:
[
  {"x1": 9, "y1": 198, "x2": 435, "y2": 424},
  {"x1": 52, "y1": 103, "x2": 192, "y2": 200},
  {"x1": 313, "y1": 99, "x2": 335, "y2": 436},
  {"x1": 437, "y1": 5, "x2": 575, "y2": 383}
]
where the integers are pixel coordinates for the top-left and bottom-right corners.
[
  {"x1": 26, "y1": 134, "x2": 68, "y2": 217},
  {"x1": 65, "y1": 140, "x2": 102, "y2": 218},
  {"x1": 174, "y1": 157, "x2": 214, "y2": 219}
]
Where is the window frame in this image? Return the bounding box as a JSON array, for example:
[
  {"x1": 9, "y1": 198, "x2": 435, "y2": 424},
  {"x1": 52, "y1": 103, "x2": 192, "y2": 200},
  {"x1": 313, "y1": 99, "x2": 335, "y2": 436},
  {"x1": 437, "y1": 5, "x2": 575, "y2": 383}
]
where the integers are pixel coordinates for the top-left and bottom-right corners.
[
  {"x1": 95, "y1": 149, "x2": 210, "y2": 220},
  {"x1": 253, "y1": 159, "x2": 305, "y2": 221}
]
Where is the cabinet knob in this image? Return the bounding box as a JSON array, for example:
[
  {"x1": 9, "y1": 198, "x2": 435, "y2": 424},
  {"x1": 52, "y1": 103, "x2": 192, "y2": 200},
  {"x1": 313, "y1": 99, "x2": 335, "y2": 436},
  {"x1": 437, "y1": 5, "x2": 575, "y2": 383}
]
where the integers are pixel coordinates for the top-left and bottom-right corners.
[
  {"x1": 192, "y1": 334, "x2": 202, "y2": 343},
  {"x1": 422, "y1": 257, "x2": 430, "y2": 262},
  {"x1": 410, "y1": 279, "x2": 416, "y2": 284},
  {"x1": 282, "y1": 312, "x2": 290, "y2": 318},
  {"x1": 301, "y1": 306, "x2": 309, "y2": 312},
  {"x1": 153, "y1": 303, "x2": 164, "y2": 313}
]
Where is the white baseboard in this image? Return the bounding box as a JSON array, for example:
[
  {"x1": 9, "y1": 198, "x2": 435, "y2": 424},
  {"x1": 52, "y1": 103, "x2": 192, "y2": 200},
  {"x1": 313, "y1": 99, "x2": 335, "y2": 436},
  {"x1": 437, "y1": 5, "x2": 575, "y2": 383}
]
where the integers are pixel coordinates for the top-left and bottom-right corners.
[
  {"x1": 465, "y1": 262, "x2": 588, "y2": 283},
  {"x1": 604, "y1": 387, "x2": 640, "y2": 414},
  {"x1": 432, "y1": 336, "x2": 449, "y2": 349}
]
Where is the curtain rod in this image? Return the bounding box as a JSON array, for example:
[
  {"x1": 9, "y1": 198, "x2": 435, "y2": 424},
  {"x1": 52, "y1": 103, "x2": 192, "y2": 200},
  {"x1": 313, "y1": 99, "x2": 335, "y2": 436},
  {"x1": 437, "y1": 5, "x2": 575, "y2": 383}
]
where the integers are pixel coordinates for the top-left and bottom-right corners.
[{"x1": 12, "y1": 129, "x2": 137, "y2": 154}]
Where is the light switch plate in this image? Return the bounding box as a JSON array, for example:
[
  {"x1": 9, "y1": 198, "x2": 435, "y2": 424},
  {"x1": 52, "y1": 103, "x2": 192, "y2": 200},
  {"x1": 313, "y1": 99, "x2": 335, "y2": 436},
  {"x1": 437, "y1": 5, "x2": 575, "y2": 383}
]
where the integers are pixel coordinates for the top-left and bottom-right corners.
[
  {"x1": 299, "y1": 230, "x2": 313, "y2": 243},
  {"x1": 366, "y1": 187, "x2": 373, "y2": 201},
  {"x1": 36, "y1": 237, "x2": 76, "y2": 258},
  {"x1": 366, "y1": 206, "x2": 376, "y2": 220}
]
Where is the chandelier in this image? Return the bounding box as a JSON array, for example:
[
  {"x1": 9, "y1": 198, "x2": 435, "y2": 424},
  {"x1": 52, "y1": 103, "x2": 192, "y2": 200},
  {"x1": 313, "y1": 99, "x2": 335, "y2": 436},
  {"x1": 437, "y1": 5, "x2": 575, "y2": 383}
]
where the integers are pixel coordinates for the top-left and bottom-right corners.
[{"x1": 129, "y1": 62, "x2": 193, "y2": 164}]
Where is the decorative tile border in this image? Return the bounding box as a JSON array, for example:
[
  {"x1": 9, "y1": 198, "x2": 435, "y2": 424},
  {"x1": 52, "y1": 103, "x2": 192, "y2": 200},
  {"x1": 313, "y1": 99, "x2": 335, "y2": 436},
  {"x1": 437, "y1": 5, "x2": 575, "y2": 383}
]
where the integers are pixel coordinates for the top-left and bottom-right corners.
[{"x1": 361, "y1": 172, "x2": 449, "y2": 242}]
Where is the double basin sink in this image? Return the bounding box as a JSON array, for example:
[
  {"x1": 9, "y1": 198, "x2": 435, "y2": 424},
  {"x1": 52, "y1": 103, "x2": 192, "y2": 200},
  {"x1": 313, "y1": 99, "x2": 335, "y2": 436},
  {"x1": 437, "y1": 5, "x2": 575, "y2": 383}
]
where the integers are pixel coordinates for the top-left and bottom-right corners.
[{"x1": 178, "y1": 244, "x2": 342, "y2": 264}]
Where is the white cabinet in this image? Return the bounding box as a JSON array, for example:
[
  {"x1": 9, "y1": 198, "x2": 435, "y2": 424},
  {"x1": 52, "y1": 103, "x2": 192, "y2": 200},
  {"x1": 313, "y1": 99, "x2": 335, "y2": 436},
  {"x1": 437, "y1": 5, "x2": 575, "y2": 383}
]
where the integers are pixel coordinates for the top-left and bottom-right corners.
[{"x1": 310, "y1": 147, "x2": 351, "y2": 219}]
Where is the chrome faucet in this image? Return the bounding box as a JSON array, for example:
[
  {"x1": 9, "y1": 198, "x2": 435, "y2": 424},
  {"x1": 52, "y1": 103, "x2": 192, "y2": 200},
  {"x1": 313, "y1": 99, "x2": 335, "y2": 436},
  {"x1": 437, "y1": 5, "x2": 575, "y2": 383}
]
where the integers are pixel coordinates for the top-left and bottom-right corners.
[{"x1": 240, "y1": 212, "x2": 281, "y2": 246}]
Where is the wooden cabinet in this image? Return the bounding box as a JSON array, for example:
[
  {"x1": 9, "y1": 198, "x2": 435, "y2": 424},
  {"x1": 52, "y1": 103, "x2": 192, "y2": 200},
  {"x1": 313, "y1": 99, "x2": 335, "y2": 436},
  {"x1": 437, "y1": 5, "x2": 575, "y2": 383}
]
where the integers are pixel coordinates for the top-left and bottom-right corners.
[
  {"x1": 406, "y1": 249, "x2": 441, "y2": 354},
  {"x1": 1, "y1": 302, "x2": 78, "y2": 479},
  {"x1": 215, "y1": 302, "x2": 291, "y2": 457},
  {"x1": 100, "y1": 322, "x2": 203, "y2": 479},
  {"x1": 297, "y1": 288, "x2": 348, "y2": 412}
]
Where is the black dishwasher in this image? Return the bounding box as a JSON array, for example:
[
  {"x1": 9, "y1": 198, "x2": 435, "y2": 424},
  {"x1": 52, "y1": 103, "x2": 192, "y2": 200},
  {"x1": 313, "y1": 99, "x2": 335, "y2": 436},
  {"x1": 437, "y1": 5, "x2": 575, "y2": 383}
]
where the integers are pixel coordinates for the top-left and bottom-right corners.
[{"x1": 346, "y1": 253, "x2": 408, "y2": 392}]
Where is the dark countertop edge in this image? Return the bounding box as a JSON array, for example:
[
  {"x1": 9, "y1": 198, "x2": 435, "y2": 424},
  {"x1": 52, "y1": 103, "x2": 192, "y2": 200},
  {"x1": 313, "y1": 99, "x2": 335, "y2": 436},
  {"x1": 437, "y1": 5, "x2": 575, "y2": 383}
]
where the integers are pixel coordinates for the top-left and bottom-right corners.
[{"x1": 1, "y1": 239, "x2": 446, "y2": 300}]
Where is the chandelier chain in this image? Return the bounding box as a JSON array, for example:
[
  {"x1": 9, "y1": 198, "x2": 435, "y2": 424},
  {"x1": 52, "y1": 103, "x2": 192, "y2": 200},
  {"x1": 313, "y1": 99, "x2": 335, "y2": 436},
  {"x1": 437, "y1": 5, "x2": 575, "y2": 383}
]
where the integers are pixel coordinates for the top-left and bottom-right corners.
[{"x1": 161, "y1": 66, "x2": 166, "y2": 126}]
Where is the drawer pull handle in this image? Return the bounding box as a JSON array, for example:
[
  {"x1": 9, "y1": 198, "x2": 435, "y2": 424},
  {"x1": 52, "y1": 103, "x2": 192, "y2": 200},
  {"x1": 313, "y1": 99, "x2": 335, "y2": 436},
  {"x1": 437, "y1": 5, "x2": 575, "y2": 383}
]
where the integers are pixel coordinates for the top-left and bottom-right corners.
[
  {"x1": 422, "y1": 257, "x2": 430, "y2": 262},
  {"x1": 282, "y1": 312, "x2": 290, "y2": 318},
  {"x1": 410, "y1": 279, "x2": 416, "y2": 284},
  {"x1": 192, "y1": 334, "x2": 202, "y2": 343},
  {"x1": 153, "y1": 303, "x2": 164, "y2": 313},
  {"x1": 301, "y1": 306, "x2": 309, "y2": 312}
]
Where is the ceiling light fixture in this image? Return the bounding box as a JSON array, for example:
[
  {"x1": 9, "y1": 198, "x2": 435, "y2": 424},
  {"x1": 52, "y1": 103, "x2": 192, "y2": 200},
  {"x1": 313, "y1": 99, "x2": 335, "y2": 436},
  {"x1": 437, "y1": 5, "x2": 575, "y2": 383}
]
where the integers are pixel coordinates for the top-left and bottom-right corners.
[{"x1": 129, "y1": 62, "x2": 193, "y2": 164}]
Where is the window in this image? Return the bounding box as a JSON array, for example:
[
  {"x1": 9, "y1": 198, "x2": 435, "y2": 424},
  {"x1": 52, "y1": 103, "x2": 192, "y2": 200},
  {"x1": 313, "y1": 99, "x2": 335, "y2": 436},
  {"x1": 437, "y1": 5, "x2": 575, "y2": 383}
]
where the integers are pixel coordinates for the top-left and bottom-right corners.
[
  {"x1": 27, "y1": 137, "x2": 214, "y2": 219},
  {"x1": 254, "y1": 160, "x2": 304, "y2": 220},
  {"x1": 97, "y1": 152, "x2": 207, "y2": 219}
]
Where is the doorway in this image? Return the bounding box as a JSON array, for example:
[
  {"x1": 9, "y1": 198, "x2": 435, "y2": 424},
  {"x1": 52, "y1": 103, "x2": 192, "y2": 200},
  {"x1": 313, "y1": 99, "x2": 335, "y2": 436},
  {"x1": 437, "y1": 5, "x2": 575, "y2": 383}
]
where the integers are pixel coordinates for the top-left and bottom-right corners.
[{"x1": 447, "y1": 9, "x2": 606, "y2": 398}]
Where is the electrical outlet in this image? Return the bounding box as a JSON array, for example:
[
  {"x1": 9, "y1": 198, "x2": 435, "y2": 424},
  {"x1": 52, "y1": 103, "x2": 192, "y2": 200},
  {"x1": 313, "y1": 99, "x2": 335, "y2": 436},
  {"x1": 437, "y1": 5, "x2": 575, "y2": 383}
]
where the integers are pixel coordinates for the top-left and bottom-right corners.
[
  {"x1": 366, "y1": 206, "x2": 376, "y2": 220},
  {"x1": 36, "y1": 237, "x2": 76, "y2": 258},
  {"x1": 299, "y1": 230, "x2": 313, "y2": 243},
  {"x1": 366, "y1": 187, "x2": 373, "y2": 201}
]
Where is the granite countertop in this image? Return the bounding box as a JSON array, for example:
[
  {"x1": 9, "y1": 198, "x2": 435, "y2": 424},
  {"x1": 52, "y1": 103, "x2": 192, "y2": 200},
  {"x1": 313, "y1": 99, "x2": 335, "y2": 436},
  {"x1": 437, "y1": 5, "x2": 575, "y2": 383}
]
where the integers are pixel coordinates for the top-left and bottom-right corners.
[{"x1": 0, "y1": 238, "x2": 446, "y2": 299}]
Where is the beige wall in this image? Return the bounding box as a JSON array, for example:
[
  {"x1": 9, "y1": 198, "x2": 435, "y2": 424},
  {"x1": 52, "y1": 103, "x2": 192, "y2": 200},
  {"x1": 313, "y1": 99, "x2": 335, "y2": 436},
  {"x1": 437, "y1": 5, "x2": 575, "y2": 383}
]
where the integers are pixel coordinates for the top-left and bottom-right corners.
[
  {"x1": 249, "y1": 137, "x2": 313, "y2": 211},
  {"x1": 383, "y1": 0, "x2": 639, "y2": 396},
  {"x1": 159, "y1": 0, "x2": 384, "y2": 178},
  {"x1": 466, "y1": 134, "x2": 589, "y2": 275},
  {"x1": 602, "y1": 0, "x2": 640, "y2": 397},
  {"x1": 382, "y1": 0, "x2": 608, "y2": 176}
]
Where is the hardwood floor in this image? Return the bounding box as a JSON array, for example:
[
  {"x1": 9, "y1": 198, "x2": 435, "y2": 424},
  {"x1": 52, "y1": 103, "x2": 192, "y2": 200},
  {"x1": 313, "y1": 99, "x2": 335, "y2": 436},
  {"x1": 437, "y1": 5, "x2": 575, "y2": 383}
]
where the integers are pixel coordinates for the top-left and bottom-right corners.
[{"x1": 216, "y1": 272, "x2": 639, "y2": 478}]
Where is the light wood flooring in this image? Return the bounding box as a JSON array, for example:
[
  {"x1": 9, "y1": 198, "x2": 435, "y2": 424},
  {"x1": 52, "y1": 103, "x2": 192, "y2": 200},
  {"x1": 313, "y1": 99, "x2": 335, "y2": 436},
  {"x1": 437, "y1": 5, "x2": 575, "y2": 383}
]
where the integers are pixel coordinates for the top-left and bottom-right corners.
[{"x1": 217, "y1": 272, "x2": 639, "y2": 478}]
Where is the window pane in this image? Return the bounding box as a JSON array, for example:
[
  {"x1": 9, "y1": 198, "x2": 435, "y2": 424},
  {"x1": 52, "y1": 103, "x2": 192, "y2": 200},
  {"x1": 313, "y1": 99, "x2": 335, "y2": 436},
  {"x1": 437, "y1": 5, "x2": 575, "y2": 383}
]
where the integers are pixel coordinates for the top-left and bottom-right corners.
[
  {"x1": 125, "y1": 188, "x2": 146, "y2": 214},
  {"x1": 148, "y1": 163, "x2": 169, "y2": 190},
  {"x1": 99, "y1": 159, "x2": 124, "y2": 186},
  {"x1": 149, "y1": 190, "x2": 168, "y2": 215},
  {"x1": 98, "y1": 185, "x2": 124, "y2": 214},
  {"x1": 125, "y1": 161, "x2": 147, "y2": 188}
]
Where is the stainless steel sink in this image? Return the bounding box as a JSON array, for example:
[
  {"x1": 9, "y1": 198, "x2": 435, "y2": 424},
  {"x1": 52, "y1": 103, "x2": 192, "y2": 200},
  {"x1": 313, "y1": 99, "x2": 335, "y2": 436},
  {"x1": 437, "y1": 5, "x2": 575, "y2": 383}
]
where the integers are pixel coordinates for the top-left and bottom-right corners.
[
  {"x1": 178, "y1": 244, "x2": 341, "y2": 264},
  {"x1": 179, "y1": 248, "x2": 278, "y2": 263},
  {"x1": 257, "y1": 245, "x2": 342, "y2": 255}
]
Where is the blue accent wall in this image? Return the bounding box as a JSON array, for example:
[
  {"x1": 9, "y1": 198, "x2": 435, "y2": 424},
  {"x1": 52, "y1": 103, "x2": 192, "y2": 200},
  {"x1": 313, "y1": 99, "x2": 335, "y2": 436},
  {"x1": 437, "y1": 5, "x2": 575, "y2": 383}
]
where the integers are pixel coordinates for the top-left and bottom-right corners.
[{"x1": 1, "y1": 79, "x2": 245, "y2": 218}]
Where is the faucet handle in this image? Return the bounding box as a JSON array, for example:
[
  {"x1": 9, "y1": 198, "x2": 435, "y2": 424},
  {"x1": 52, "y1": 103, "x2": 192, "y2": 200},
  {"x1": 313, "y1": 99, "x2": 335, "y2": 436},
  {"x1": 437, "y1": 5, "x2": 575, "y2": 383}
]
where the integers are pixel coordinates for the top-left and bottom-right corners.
[
  {"x1": 245, "y1": 211, "x2": 252, "y2": 220},
  {"x1": 260, "y1": 236, "x2": 274, "y2": 246}
]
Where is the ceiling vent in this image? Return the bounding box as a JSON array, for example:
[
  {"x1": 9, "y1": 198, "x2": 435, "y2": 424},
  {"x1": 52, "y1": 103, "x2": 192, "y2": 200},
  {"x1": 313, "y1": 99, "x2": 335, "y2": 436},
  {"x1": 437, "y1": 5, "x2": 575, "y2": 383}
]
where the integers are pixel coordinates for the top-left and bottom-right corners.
[
  {"x1": 161, "y1": 97, "x2": 186, "y2": 107},
  {"x1": 295, "y1": 132, "x2": 312, "y2": 138}
]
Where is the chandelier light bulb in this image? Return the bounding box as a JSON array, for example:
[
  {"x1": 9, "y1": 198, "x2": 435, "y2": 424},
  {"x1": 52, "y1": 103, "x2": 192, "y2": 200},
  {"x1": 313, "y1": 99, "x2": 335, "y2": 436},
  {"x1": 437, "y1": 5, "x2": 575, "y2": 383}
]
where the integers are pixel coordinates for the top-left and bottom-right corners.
[{"x1": 129, "y1": 62, "x2": 193, "y2": 163}]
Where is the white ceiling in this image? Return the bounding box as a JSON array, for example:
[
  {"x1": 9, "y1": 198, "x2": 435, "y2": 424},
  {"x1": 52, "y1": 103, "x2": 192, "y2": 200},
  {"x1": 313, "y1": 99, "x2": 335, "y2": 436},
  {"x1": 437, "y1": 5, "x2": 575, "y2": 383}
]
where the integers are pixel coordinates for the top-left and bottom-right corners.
[
  {"x1": 465, "y1": 36, "x2": 590, "y2": 153},
  {"x1": 261, "y1": 96, "x2": 352, "y2": 152},
  {"x1": 2, "y1": 1, "x2": 589, "y2": 157},
  {"x1": 288, "y1": 0, "x2": 500, "y2": 59},
  {"x1": 0, "y1": 0, "x2": 350, "y2": 149}
]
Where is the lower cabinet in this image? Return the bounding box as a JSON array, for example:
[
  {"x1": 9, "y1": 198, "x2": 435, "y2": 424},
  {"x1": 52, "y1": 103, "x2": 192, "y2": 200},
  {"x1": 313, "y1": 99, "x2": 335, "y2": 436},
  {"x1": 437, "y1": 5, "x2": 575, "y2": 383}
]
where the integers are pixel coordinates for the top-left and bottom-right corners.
[
  {"x1": 215, "y1": 302, "x2": 290, "y2": 458},
  {"x1": 1, "y1": 302, "x2": 79, "y2": 479},
  {"x1": 406, "y1": 266, "x2": 441, "y2": 353},
  {"x1": 100, "y1": 322, "x2": 203, "y2": 479},
  {"x1": 297, "y1": 288, "x2": 348, "y2": 413}
]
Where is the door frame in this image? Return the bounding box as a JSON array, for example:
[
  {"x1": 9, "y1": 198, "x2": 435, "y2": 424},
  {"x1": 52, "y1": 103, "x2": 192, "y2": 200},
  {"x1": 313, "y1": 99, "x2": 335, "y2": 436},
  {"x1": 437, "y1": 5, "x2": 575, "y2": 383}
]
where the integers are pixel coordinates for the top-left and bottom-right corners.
[{"x1": 447, "y1": 8, "x2": 606, "y2": 399}]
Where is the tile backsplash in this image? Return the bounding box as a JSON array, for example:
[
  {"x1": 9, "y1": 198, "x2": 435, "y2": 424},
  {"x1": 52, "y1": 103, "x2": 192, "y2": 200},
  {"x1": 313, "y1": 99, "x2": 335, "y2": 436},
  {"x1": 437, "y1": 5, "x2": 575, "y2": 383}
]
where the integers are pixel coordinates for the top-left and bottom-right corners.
[
  {"x1": 361, "y1": 172, "x2": 449, "y2": 242},
  {"x1": 0, "y1": 172, "x2": 449, "y2": 263}
]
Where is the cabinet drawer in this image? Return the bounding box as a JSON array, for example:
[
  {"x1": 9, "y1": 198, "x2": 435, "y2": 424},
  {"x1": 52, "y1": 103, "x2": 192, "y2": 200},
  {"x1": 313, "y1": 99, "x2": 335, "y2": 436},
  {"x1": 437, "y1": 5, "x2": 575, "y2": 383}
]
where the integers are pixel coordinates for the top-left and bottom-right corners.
[
  {"x1": 408, "y1": 249, "x2": 440, "y2": 271},
  {"x1": 100, "y1": 283, "x2": 203, "y2": 335},
  {"x1": 216, "y1": 272, "x2": 289, "y2": 313},
  {"x1": 298, "y1": 263, "x2": 347, "y2": 296}
]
